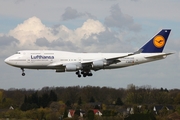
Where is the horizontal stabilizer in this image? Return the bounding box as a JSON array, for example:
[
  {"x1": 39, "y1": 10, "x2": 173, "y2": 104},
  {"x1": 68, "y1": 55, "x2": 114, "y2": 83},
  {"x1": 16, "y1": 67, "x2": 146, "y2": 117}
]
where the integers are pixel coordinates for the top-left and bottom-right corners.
[{"x1": 145, "y1": 53, "x2": 174, "y2": 59}]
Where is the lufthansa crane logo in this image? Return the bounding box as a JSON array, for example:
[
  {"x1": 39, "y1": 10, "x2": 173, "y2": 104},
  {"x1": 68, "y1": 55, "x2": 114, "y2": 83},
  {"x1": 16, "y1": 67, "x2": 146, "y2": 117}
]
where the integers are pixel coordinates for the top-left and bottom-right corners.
[{"x1": 153, "y1": 35, "x2": 165, "y2": 48}]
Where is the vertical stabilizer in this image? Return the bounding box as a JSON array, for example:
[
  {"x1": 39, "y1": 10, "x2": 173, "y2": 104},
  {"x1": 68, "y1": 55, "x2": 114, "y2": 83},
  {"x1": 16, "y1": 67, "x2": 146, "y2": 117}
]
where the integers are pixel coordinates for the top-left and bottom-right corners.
[{"x1": 140, "y1": 29, "x2": 171, "y2": 53}]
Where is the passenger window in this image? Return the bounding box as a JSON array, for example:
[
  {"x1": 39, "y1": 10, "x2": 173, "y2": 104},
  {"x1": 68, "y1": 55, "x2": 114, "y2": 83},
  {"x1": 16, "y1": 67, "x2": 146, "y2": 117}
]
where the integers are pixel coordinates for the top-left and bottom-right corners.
[{"x1": 16, "y1": 52, "x2": 21, "y2": 54}]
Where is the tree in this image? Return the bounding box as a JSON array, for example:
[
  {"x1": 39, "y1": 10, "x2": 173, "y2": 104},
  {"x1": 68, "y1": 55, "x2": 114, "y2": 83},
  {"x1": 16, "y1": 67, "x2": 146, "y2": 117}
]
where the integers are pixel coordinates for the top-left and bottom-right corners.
[
  {"x1": 175, "y1": 93, "x2": 180, "y2": 104},
  {"x1": 0, "y1": 90, "x2": 3, "y2": 103},
  {"x1": 65, "y1": 100, "x2": 71, "y2": 108},
  {"x1": 31, "y1": 92, "x2": 39, "y2": 106},
  {"x1": 40, "y1": 93, "x2": 50, "y2": 108},
  {"x1": 115, "y1": 97, "x2": 123, "y2": 106},
  {"x1": 78, "y1": 97, "x2": 82, "y2": 106},
  {"x1": 89, "y1": 96, "x2": 95, "y2": 103},
  {"x1": 24, "y1": 95, "x2": 28, "y2": 103},
  {"x1": 87, "y1": 110, "x2": 95, "y2": 120},
  {"x1": 63, "y1": 108, "x2": 68, "y2": 118},
  {"x1": 49, "y1": 90, "x2": 57, "y2": 102}
]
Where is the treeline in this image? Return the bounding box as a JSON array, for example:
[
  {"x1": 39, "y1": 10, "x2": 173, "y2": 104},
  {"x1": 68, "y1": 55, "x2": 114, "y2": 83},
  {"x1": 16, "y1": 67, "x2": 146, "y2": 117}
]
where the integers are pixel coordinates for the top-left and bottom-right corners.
[
  {"x1": 21, "y1": 90, "x2": 57, "y2": 111},
  {"x1": 1, "y1": 85, "x2": 180, "y2": 109},
  {"x1": 0, "y1": 85, "x2": 180, "y2": 119}
]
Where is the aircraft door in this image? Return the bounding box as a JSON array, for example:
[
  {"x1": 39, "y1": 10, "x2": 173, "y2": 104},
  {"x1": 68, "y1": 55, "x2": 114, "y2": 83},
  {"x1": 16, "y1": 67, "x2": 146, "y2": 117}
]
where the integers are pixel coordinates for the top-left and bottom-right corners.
[
  {"x1": 78, "y1": 57, "x2": 81, "y2": 62},
  {"x1": 25, "y1": 53, "x2": 31, "y2": 63}
]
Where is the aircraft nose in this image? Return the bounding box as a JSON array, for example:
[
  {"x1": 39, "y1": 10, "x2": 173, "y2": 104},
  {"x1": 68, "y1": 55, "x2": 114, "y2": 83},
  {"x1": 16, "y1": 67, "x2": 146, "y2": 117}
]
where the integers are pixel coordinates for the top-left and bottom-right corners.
[{"x1": 4, "y1": 58, "x2": 9, "y2": 64}]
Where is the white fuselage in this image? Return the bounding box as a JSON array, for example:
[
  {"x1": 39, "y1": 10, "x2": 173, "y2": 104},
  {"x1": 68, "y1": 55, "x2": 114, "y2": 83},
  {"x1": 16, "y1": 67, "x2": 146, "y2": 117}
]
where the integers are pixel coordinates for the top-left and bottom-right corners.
[{"x1": 4, "y1": 50, "x2": 166, "y2": 71}]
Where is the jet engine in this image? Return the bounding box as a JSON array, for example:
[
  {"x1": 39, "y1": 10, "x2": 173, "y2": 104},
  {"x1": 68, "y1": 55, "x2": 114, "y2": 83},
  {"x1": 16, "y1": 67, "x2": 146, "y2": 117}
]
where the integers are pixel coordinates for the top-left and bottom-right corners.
[
  {"x1": 65, "y1": 64, "x2": 82, "y2": 71},
  {"x1": 92, "y1": 59, "x2": 108, "y2": 68}
]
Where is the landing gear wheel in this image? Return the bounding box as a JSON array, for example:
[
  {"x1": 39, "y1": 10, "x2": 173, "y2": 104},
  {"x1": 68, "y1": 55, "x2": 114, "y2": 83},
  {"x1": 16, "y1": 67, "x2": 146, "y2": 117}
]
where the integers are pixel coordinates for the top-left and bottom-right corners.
[
  {"x1": 83, "y1": 74, "x2": 87, "y2": 77},
  {"x1": 88, "y1": 73, "x2": 93, "y2": 76},
  {"x1": 76, "y1": 71, "x2": 79, "y2": 75},
  {"x1": 76, "y1": 70, "x2": 93, "y2": 77},
  {"x1": 22, "y1": 73, "x2": 25, "y2": 76}
]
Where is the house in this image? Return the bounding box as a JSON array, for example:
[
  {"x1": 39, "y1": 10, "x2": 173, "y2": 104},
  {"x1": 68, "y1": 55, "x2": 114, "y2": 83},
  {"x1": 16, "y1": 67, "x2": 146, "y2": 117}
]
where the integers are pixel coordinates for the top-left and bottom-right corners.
[
  {"x1": 166, "y1": 105, "x2": 174, "y2": 111},
  {"x1": 68, "y1": 110, "x2": 75, "y2": 118},
  {"x1": 153, "y1": 105, "x2": 163, "y2": 114},
  {"x1": 127, "y1": 107, "x2": 134, "y2": 114},
  {"x1": 93, "y1": 109, "x2": 102, "y2": 116},
  {"x1": 153, "y1": 105, "x2": 174, "y2": 114},
  {"x1": 68, "y1": 109, "x2": 84, "y2": 118},
  {"x1": 9, "y1": 106, "x2": 14, "y2": 110}
]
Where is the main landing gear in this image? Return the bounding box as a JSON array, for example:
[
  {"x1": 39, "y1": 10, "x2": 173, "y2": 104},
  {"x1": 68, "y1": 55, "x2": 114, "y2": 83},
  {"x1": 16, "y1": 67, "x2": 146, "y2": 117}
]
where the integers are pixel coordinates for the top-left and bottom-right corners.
[
  {"x1": 76, "y1": 70, "x2": 93, "y2": 78},
  {"x1": 21, "y1": 68, "x2": 25, "y2": 76}
]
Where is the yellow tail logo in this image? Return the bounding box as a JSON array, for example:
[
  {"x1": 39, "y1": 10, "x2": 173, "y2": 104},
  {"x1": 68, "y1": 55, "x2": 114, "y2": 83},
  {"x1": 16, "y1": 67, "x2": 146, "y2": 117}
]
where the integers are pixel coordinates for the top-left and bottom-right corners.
[{"x1": 153, "y1": 35, "x2": 165, "y2": 48}]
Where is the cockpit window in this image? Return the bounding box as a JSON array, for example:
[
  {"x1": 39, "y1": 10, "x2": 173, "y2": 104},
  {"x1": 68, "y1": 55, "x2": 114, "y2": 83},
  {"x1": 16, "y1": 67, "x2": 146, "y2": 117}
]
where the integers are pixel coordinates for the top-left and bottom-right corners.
[{"x1": 16, "y1": 52, "x2": 21, "y2": 54}]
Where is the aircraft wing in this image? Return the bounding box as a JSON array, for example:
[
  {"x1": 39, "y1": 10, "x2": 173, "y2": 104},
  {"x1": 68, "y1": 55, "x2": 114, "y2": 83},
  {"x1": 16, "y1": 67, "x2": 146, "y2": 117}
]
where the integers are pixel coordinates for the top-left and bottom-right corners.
[
  {"x1": 47, "y1": 53, "x2": 134, "y2": 68},
  {"x1": 106, "y1": 53, "x2": 134, "y2": 61},
  {"x1": 145, "y1": 53, "x2": 174, "y2": 59},
  {"x1": 81, "y1": 53, "x2": 134, "y2": 67},
  {"x1": 47, "y1": 62, "x2": 63, "y2": 67}
]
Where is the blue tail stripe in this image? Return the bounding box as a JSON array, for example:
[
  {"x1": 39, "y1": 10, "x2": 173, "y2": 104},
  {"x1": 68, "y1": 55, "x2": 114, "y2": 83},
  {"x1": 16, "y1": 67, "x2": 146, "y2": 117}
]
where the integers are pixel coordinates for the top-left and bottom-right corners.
[{"x1": 140, "y1": 29, "x2": 171, "y2": 53}]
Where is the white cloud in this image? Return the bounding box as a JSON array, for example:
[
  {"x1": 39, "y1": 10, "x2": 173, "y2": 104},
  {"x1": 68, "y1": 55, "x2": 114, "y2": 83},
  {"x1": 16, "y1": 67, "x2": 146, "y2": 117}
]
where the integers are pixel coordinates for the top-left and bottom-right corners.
[
  {"x1": 75, "y1": 19, "x2": 105, "y2": 40},
  {"x1": 10, "y1": 17, "x2": 58, "y2": 46},
  {"x1": 54, "y1": 19, "x2": 106, "y2": 46},
  {"x1": 8, "y1": 17, "x2": 106, "y2": 51}
]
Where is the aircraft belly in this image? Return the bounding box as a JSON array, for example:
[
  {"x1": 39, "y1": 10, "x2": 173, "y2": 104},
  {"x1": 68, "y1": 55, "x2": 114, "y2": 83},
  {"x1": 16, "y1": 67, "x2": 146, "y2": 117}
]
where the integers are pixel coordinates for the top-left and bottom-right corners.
[{"x1": 13, "y1": 61, "x2": 53, "y2": 69}]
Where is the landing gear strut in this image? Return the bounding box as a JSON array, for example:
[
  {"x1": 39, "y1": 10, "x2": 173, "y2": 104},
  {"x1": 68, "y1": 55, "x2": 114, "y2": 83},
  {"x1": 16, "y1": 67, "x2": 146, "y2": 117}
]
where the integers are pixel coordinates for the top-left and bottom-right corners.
[{"x1": 21, "y1": 68, "x2": 25, "y2": 76}]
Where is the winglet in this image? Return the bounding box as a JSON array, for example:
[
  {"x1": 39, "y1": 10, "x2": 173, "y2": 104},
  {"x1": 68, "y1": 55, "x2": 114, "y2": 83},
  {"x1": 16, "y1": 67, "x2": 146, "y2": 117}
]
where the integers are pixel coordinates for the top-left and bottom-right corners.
[{"x1": 140, "y1": 29, "x2": 171, "y2": 53}]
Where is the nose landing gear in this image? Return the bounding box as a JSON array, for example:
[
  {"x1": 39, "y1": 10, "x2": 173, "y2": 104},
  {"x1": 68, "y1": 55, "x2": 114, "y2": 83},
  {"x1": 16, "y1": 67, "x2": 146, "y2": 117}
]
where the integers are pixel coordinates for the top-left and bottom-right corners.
[{"x1": 21, "y1": 68, "x2": 25, "y2": 76}]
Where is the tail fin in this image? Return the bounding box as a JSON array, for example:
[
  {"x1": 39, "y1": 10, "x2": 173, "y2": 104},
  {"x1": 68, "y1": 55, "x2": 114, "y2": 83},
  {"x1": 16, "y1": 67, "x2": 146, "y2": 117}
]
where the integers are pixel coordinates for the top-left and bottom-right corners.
[{"x1": 140, "y1": 29, "x2": 171, "y2": 53}]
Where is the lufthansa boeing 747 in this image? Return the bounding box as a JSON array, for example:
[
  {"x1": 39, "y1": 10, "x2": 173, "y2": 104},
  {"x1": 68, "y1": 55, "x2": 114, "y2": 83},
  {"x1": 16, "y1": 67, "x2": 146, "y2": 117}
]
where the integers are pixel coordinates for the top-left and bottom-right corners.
[{"x1": 5, "y1": 29, "x2": 173, "y2": 77}]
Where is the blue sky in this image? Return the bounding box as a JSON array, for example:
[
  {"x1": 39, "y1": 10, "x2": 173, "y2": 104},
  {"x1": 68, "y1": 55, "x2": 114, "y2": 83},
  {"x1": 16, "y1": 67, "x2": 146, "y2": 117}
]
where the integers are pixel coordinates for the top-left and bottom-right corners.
[{"x1": 0, "y1": 0, "x2": 180, "y2": 90}]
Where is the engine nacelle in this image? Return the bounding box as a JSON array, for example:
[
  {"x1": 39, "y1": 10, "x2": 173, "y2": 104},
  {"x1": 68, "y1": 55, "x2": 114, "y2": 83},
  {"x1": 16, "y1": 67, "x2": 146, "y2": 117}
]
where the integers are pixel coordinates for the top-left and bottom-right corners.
[
  {"x1": 92, "y1": 59, "x2": 108, "y2": 68},
  {"x1": 65, "y1": 64, "x2": 82, "y2": 71}
]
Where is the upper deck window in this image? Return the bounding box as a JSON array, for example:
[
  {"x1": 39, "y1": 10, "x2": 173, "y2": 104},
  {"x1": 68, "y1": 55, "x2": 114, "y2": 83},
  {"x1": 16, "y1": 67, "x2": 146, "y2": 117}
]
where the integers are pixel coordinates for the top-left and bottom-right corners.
[{"x1": 16, "y1": 52, "x2": 20, "y2": 54}]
